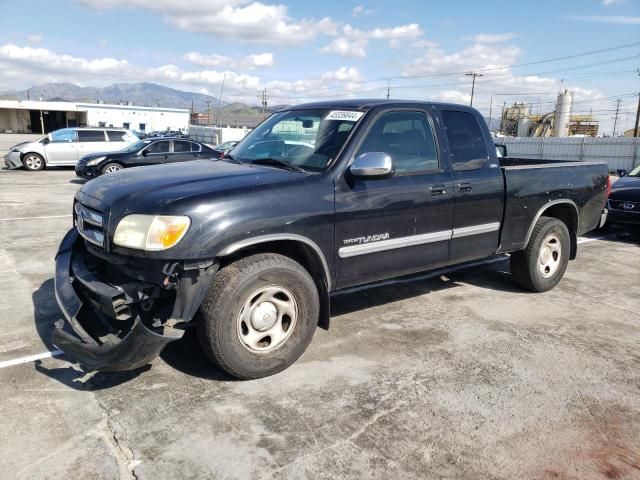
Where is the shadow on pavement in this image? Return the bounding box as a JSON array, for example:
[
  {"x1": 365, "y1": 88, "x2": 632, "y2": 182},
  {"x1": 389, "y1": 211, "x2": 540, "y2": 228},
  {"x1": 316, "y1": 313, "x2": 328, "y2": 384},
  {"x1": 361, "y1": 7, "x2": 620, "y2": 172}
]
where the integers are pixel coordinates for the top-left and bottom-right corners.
[{"x1": 31, "y1": 254, "x2": 530, "y2": 386}]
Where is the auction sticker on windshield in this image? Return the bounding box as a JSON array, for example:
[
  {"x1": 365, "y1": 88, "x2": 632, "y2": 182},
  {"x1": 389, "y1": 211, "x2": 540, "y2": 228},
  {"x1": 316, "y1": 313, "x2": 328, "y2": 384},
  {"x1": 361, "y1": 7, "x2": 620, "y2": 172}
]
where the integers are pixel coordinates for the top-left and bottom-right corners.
[{"x1": 326, "y1": 110, "x2": 364, "y2": 121}]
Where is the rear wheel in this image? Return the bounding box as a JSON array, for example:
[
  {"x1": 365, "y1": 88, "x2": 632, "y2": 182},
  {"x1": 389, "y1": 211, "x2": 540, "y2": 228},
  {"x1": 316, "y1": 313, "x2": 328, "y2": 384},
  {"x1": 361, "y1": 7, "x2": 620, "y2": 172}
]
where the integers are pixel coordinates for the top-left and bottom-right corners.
[
  {"x1": 198, "y1": 253, "x2": 319, "y2": 379},
  {"x1": 22, "y1": 153, "x2": 45, "y2": 171},
  {"x1": 510, "y1": 216, "x2": 571, "y2": 292},
  {"x1": 101, "y1": 162, "x2": 122, "y2": 175}
]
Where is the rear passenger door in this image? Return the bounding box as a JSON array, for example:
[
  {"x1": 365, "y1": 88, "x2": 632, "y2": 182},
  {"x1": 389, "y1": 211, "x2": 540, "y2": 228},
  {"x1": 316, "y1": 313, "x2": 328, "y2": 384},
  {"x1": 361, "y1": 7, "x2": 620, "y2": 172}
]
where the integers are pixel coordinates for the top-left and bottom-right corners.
[
  {"x1": 106, "y1": 130, "x2": 130, "y2": 152},
  {"x1": 170, "y1": 140, "x2": 199, "y2": 163},
  {"x1": 440, "y1": 109, "x2": 504, "y2": 263},
  {"x1": 77, "y1": 130, "x2": 109, "y2": 160}
]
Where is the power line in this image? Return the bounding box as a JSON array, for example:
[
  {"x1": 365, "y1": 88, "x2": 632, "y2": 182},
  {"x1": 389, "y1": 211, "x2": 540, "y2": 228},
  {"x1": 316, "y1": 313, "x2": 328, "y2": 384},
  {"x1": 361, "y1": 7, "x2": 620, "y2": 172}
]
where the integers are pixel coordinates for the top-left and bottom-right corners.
[{"x1": 390, "y1": 41, "x2": 640, "y2": 79}]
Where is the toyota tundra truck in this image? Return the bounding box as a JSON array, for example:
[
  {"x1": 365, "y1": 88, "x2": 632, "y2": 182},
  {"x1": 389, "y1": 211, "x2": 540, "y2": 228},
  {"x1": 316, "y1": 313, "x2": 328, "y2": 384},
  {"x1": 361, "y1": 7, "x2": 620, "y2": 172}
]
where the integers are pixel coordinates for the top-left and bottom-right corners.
[{"x1": 52, "y1": 100, "x2": 609, "y2": 379}]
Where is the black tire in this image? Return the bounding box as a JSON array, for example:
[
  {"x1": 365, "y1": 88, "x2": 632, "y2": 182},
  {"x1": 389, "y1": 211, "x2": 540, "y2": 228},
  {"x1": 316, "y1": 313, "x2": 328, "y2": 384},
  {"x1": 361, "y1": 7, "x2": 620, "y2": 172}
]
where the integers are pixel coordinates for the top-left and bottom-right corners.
[
  {"x1": 22, "y1": 153, "x2": 45, "y2": 171},
  {"x1": 198, "y1": 253, "x2": 319, "y2": 379},
  {"x1": 510, "y1": 216, "x2": 571, "y2": 292},
  {"x1": 101, "y1": 162, "x2": 123, "y2": 175}
]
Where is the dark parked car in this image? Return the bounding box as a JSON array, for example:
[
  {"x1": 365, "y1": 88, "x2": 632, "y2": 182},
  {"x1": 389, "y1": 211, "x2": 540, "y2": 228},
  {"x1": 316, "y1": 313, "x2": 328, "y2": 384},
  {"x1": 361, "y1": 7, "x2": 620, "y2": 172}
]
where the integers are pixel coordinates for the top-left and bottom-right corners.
[
  {"x1": 75, "y1": 138, "x2": 218, "y2": 178},
  {"x1": 607, "y1": 165, "x2": 640, "y2": 226},
  {"x1": 54, "y1": 99, "x2": 608, "y2": 379}
]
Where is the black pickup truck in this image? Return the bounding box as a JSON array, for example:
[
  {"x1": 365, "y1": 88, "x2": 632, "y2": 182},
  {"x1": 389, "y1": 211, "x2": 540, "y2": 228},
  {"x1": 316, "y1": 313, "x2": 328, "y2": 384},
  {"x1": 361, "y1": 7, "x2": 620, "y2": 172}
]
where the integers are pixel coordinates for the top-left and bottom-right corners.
[{"x1": 53, "y1": 100, "x2": 609, "y2": 379}]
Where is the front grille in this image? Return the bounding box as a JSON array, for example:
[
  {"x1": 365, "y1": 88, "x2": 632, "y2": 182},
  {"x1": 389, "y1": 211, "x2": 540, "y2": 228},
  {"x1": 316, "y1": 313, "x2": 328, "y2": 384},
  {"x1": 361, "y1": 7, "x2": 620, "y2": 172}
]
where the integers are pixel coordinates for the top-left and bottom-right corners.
[
  {"x1": 74, "y1": 202, "x2": 105, "y2": 248},
  {"x1": 609, "y1": 199, "x2": 639, "y2": 213}
]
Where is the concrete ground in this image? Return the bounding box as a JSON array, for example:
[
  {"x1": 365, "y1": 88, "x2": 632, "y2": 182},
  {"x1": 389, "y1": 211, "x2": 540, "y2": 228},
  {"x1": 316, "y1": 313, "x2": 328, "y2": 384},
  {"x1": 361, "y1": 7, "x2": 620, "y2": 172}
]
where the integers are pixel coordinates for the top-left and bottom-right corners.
[{"x1": 0, "y1": 168, "x2": 639, "y2": 480}]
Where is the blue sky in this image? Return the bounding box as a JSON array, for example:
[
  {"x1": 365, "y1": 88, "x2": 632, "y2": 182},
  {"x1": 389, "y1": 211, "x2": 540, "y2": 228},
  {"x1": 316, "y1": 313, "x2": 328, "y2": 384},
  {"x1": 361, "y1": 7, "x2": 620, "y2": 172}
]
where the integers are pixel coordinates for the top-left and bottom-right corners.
[{"x1": 0, "y1": 0, "x2": 638, "y2": 132}]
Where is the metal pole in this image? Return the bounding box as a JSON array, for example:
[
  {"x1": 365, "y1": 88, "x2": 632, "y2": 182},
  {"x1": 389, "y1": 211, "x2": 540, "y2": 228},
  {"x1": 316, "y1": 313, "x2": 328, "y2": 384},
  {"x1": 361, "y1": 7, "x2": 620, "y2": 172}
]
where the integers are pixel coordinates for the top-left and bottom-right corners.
[
  {"x1": 40, "y1": 110, "x2": 45, "y2": 134},
  {"x1": 488, "y1": 94, "x2": 494, "y2": 130},
  {"x1": 612, "y1": 99, "x2": 621, "y2": 137},
  {"x1": 633, "y1": 92, "x2": 640, "y2": 137},
  {"x1": 215, "y1": 73, "x2": 226, "y2": 127}
]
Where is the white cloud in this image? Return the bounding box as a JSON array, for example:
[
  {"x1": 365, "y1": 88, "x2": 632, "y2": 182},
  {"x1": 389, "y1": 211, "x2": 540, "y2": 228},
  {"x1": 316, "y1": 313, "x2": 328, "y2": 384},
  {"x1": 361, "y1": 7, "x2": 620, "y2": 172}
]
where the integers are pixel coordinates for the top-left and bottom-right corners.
[
  {"x1": 320, "y1": 66, "x2": 362, "y2": 82},
  {"x1": 320, "y1": 23, "x2": 423, "y2": 58},
  {"x1": 568, "y1": 15, "x2": 640, "y2": 24},
  {"x1": 412, "y1": 39, "x2": 439, "y2": 48},
  {"x1": 464, "y1": 33, "x2": 517, "y2": 43},
  {"x1": 319, "y1": 37, "x2": 367, "y2": 58},
  {"x1": 352, "y1": 5, "x2": 375, "y2": 17},
  {"x1": 26, "y1": 34, "x2": 42, "y2": 44},
  {"x1": 76, "y1": 0, "x2": 339, "y2": 44},
  {"x1": 184, "y1": 51, "x2": 274, "y2": 69},
  {"x1": 602, "y1": 0, "x2": 624, "y2": 5}
]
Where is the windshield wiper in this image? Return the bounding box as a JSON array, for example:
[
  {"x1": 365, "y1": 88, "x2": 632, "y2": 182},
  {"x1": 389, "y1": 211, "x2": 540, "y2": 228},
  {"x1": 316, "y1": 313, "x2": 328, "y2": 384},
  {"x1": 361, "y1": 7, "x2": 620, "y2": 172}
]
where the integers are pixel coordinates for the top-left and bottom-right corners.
[{"x1": 251, "y1": 158, "x2": 306, "y2": 173}]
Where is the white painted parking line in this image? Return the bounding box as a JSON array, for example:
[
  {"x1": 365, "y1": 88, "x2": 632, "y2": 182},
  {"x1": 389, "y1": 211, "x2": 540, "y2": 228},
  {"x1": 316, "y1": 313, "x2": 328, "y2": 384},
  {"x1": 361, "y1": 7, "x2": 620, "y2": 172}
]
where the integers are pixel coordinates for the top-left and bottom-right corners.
[
  {"x1": 577, "y1": 235, "x2": 611, "y2": 244},
  {"x1": 0, "y1": 214, "x2": 71, "y2": 222},
  {"x1": 0, "y1": 349, "x2": 64, "y2": 369}
]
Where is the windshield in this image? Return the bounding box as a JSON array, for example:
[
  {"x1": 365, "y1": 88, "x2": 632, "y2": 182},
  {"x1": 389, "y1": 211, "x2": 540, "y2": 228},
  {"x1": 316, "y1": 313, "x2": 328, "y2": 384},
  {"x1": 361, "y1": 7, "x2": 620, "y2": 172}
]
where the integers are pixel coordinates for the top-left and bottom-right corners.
[
  {"x1": 230, "y1": 109, "x2": 363, "y2": 171},
  {"x1": 628, "y1": 165, "x2": 640, "y2": 177}
]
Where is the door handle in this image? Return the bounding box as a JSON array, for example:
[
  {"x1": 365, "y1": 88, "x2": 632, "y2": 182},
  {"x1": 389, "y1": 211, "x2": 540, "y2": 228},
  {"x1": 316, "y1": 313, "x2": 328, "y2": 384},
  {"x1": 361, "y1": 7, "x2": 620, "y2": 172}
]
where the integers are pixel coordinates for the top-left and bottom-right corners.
[
  {"x1": 430, "y1": 184, "x2": 446, "y2": 196},
  {"x1": 458, "y1": 182, "x2": 472, "y2": 193}
]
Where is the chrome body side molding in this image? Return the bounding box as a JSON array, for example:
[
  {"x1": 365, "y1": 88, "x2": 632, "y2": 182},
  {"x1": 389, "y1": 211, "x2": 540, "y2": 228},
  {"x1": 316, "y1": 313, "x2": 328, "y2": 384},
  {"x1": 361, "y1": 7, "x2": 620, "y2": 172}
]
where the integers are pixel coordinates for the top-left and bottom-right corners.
[{"x1": 452, "y1": 222, "x2": 501, "y2": 239}]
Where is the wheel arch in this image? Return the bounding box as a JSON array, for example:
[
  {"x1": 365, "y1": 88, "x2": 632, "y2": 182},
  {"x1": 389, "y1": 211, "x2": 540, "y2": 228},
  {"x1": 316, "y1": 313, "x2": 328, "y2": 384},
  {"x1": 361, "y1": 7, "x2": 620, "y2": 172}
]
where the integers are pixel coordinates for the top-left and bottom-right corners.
[
  {"x1": 524, "y1": 200, "x2": 579, "y2": 259},
  {"x1": 217, "y1": 235, "x2": 332, "y2": 330}
]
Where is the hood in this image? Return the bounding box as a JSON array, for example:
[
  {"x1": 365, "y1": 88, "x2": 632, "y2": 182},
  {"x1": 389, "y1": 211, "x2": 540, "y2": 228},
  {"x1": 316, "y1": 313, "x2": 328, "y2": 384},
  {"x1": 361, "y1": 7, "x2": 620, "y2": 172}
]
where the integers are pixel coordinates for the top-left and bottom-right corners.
[
  {"x1": 12, "y1": 140, "x2": 40, "y2": 151},
  {"x1": 78, "y1": 150, "x2": 129, "y2": 164},
  {"x1": 610, "y1": 176, "x2": 640, "y2": 202},
  {"x1": 76, "y1": 159, "x2": 302, "y2": 212}
]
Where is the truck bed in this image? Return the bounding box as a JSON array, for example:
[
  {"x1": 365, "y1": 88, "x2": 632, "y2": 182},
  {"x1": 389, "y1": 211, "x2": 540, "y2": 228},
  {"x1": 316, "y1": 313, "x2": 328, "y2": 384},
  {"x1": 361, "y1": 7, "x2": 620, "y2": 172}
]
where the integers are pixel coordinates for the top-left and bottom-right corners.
[{"x1": 497, "y1": 157, "x2": 609, "y2": 253}]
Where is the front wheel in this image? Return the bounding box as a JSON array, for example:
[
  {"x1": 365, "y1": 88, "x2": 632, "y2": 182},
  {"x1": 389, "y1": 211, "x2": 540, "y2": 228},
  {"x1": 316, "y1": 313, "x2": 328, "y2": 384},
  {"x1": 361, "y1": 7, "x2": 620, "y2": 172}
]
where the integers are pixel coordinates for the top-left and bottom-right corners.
[
  {"x1": 101, "y1": 162, "x2": 123, "y2": 175},
  {"x1": 510, "y1": 216, "x2": 571, "y2": 292},
  {"x1": 22, "y1": 153, "x2": 45, "y2": 171},
  {"x1": 198, "y1": 253, "x2": 319, "y2": 379}
]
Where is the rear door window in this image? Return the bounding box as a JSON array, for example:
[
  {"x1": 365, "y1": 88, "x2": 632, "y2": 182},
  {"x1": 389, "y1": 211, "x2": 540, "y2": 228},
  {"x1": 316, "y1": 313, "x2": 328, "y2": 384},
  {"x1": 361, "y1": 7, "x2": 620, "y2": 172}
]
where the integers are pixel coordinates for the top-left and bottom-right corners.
[
  {"x1": 78, "y1": 130, "x2": 107, "y2": 142},
  {"x1": 190, "y1": 142, "x2": 202, "y2": 152},
  {"x1": 173, "y1": 141, "x2": 192, "y2": 153},
  {"x1": 441, "y1": 110, "x2": 489, "y2": 171},
  {"x1": 106, "y1": 130, "x2": 127, "y2": 142}
]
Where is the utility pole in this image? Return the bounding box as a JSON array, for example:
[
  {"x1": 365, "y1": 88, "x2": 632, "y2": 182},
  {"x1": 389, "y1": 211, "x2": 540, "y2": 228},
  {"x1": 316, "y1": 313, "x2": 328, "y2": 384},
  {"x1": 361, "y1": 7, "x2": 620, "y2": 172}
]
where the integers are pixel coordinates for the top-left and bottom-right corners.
[
  {"x1": 386, "y1": 79, "x2": 391, "y2": 100},
  {"x1": 465, "y1": 72, "x2": 483, "y2": 107},
  {"x1": 215, "y1": 73, "x2": 226, "y2": 127},
  {"x1": 257, "y1": 89, "x2": 268, "y2": 114},
  {"x1": 612, "y1": 99, "x2": 621, "y2": 137},
  {"x1": 488, "y1": 94, "x2": 494, "y2": 130},
  {"x1": 205, "y1": 101, "x2": 212, "y2": 125}
]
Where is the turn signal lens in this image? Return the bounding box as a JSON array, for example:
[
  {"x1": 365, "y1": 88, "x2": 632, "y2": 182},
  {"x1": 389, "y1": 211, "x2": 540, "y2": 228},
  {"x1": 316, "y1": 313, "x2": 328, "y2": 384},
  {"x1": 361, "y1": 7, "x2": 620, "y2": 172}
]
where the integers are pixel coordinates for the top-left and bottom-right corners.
[{"x1": 113, "y1": 215, "x2": 190, "y2": 251}]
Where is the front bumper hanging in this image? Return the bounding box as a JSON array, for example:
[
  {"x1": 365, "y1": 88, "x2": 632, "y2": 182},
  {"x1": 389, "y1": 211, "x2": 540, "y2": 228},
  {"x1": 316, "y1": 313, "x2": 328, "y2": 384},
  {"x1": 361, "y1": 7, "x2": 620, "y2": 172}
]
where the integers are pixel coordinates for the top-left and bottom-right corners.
[{"x1": 52, "y1": 229, "x2": 188, "y2": 371}]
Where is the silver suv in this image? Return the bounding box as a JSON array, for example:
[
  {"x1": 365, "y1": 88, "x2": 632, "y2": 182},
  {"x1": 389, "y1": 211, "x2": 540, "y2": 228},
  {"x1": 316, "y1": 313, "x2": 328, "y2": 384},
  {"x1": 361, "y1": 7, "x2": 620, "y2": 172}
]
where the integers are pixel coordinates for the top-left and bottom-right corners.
[{"x1": 4, "y1": 127, "x2": 139, "y2": 171}]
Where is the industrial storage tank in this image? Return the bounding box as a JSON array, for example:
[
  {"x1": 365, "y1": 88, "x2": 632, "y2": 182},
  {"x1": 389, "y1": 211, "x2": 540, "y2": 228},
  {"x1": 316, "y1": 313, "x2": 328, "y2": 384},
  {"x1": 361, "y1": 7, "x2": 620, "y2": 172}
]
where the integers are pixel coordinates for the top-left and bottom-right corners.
[{"x1": 553, "y1": 89, "x2": 573, "y2": 137}]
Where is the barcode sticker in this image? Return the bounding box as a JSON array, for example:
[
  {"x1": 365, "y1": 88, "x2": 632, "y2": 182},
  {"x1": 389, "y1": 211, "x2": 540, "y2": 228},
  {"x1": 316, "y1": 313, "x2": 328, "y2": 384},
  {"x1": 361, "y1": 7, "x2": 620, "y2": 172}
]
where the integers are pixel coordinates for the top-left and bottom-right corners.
[{"x1": 325, "y1": 110, "x2": 364, "y2": 121}]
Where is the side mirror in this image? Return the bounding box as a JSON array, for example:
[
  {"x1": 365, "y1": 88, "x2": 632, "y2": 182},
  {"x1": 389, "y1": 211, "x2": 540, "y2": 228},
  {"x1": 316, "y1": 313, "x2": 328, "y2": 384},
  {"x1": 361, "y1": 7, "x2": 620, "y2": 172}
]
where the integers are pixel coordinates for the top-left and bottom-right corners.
[
  {"x1": 42, "y1": 137, "x2": 50, "y2": 145},
  {"x1": 142, "y1": 150, "x2": 150, "y2": 157},
  {"x1": 495, "y1": 144, "x2": 507, "y2": 158},
  {"x1": 617, "y1": 169, "x2": 628, "y2": 177},
  {"x1": 349, "y1": 152, "x2": 394, "y2": 178}
]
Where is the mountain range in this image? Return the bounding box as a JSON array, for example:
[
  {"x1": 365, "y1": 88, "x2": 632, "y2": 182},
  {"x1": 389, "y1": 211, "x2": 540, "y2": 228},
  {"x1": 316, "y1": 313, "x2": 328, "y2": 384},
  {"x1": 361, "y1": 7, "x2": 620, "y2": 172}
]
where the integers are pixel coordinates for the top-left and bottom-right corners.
[{"x1": 0, "y1": 82, "x2": 280, "y2": 115}]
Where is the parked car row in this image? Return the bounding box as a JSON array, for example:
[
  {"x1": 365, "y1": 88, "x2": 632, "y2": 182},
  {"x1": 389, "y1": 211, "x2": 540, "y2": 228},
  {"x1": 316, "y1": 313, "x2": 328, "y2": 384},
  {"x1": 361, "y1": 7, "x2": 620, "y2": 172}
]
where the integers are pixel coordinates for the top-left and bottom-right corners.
[{"x1": 4, "y1": 126, "x2": 240, "y2": 178}]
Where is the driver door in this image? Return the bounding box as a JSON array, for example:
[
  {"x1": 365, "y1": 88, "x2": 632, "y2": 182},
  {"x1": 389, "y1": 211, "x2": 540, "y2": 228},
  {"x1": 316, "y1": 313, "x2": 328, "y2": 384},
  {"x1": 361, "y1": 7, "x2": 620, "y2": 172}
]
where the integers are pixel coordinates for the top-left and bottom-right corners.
[
  {"x1": 334, "y1": 109, "x2": 454, "y2": 288},
  {"x1": 44, "y1": 128, "x2": 78, "y2": 165}
]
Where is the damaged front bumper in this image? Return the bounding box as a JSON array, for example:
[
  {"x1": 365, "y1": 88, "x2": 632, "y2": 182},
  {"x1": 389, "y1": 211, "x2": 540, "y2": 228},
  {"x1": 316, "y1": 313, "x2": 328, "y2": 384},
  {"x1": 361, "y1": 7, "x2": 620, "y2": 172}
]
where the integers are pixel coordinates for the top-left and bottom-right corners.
[{"x1": 52, "y1": 229, "x2": 216, "y2": 371}]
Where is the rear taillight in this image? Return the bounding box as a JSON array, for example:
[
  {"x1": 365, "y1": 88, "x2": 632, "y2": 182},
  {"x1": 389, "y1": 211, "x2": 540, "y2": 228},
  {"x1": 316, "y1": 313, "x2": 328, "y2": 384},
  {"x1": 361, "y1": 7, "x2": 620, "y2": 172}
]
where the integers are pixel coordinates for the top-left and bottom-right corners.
[{"x1": 606, "y1": 175, "x2": 612, "y2": 198}]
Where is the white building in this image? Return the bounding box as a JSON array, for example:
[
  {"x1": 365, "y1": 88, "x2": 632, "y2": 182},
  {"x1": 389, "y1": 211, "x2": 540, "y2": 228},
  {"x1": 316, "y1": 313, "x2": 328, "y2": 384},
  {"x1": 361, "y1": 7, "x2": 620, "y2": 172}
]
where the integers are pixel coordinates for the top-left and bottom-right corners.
[{"x1": 0, "y1": 100, "x2": 190, "y2": 134}]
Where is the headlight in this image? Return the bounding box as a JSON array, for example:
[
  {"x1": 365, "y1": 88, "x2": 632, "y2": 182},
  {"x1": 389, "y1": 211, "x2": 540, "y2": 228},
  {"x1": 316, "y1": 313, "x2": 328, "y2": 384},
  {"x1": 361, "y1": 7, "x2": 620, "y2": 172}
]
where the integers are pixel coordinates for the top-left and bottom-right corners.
[
  {"x1": 113, "y1": 215, "x2": 190, "y2": 251},
  {"x1": 86, "y1": 156, "x2": 106, "y2": 166}
]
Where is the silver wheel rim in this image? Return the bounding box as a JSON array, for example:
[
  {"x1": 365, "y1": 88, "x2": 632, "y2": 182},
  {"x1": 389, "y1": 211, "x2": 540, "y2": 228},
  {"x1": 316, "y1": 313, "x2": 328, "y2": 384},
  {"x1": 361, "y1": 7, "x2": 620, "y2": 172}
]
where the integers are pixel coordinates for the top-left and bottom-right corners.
[
  {"x1": 104, "y1": 165, "x2": 121, "y2": 173},
  {"x1": 538, "y1": 233, "x2": 562, "y2": 278},
  {"x1": 25, "y1": 155, "x2": 42, "y2": 170},
  {"x1": 236, "y1": 285, "x2": 298, "y2": 354}
]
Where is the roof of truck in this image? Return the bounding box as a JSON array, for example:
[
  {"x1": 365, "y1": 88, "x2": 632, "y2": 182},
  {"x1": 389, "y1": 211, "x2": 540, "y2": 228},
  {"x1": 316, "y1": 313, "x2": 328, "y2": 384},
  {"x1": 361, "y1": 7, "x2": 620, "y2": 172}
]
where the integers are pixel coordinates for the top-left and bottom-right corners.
[{"x1": 283, "y1": 99, "x2": 470, "y2": 111}]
